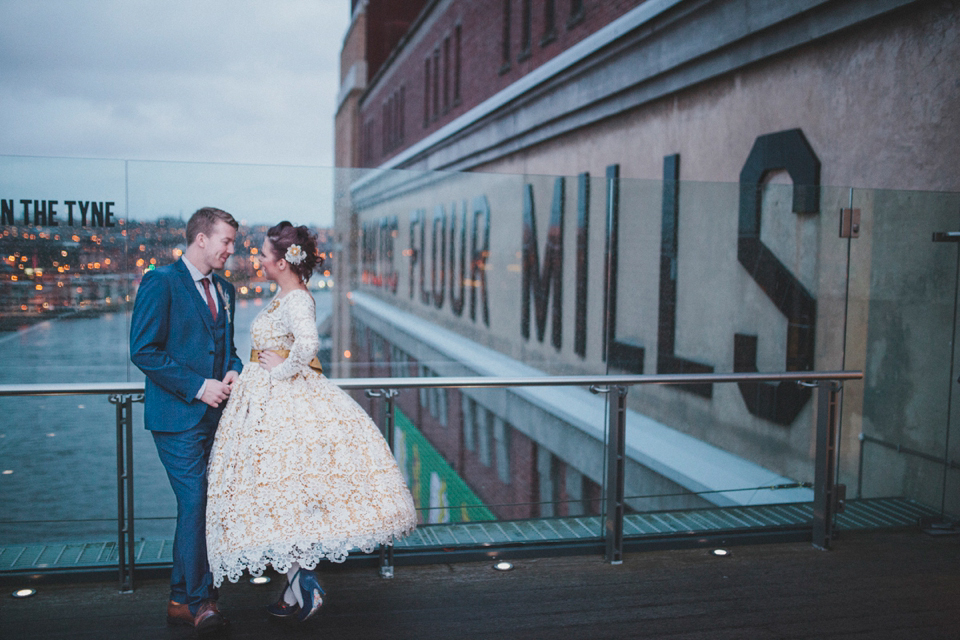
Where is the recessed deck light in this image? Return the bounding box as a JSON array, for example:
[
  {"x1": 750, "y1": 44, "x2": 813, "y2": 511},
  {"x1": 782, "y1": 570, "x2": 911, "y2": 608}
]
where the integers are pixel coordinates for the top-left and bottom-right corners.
[
  {"x1": 12, "y1": 588, "x2": 36, "y2": 598},
  {"x1": 710, "y1": 548, "x2": 730, "y2": 557},
  {"x1": 492, "y1": 561, "x2": 514, "y2": 571},
  {"x1": 249, "y1": 576, "x2": 271, "y2": 585}
]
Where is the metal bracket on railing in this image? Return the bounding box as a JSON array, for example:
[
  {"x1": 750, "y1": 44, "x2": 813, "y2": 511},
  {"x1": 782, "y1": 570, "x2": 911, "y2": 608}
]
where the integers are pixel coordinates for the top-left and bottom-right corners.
[
  {"x1": 603, "y1": 385, "x2": 628, "y2": 565},
  {"x1": 109, "y1": 393, "x2": 143, "y2": 593},
  {"x1": 369, "y1": 388, "x2": 400, "y2": 578},
  {"x1": 798, "y1": 380, "x2": 842, "y2": 392},
  {"x1": 812, "y1": 380, "x2": 843, "y2": 550}
]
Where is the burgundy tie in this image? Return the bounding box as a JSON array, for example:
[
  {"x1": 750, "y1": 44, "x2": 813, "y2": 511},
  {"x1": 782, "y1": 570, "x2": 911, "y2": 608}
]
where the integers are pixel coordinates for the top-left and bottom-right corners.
[{"x1": 200, "y1": 278, "x2": 218, "y2": 321}]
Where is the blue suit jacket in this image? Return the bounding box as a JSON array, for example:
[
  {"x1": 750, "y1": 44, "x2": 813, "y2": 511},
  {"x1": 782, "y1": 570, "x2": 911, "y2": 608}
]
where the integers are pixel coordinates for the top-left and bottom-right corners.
[{"x1": 130, "y1": 259, "x2": 243, "y2": 432}]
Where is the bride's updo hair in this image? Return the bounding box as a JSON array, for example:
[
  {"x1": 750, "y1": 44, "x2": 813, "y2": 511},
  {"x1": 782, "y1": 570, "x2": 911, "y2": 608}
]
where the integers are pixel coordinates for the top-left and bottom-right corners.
[{"x1": 267, "y1": 221, "x2": 323, "y2": 283}]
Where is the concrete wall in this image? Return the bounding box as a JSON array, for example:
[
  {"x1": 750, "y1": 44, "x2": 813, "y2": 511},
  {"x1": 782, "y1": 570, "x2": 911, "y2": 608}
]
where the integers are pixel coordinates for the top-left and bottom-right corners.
[{"x1": 337, "y1": 0, "x2": 960, "y2": 514}]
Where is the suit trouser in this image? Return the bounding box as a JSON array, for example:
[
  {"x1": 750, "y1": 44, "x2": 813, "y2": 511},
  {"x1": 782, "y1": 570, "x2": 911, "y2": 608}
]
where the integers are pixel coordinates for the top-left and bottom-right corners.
[{"x1": 152, "y1": 410, "x2": 220, "y2": 614}]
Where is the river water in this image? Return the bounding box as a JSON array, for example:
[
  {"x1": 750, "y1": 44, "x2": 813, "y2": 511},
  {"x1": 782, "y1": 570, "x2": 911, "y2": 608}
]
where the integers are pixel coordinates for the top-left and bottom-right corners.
[{"x1": 0, "y1": 291, "x2": 332, "y2": 544}]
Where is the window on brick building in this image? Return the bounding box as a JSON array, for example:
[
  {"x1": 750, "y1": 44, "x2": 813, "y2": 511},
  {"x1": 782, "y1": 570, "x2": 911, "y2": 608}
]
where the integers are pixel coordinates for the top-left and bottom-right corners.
[
  {"x1": 463, "y1": 397, "x2": 476, "y2": 452},
  {"x1": 433, "y1": 371, "x2": 448, "y2": 427},
  {"x1": 477, "y1": 407, "x2": 492, "y2": 467},
  {"x1": 565, "y1": 466, "x2": 585, "y2": 516},
  {"x1": 443, "y1": 36, "x2": 451, "y2": 113},
  {"x1": 542, "y1": 0, "x2": 556, "y2": 45},
  {"x1": 382, "y1": 88, "x2": 405, "y2": 154},
  {"x1": 361, "y1": 119, "x2": 375, "y2": 167},
  {"x1": 454, "y1": 24, "x2": 461, "y2": 104},
  {"x1": 568, "y1": 0, "x2": 585, "y2": 28},
  {"x1": 536, "y1": 447, "x2": 558, "y2": 517},
  {"x1": 398, "y1": 85, "x2": 405, "y2": 144},
  {"x1": 419, "y1": 365, "x2": 429, "y2": 411},
  {"x1": 382, "y1": 99, "x2": 390, "y2": 155},
  {"x1": 500, "y1": 0, "x2": 511, "y2": 74},
  {"x1": 493, "y1": 417, "x2": 511, "y2": 484},
  {"x1": 519, "y1": 0, "x2": 532, "y2": 60},
  {"x1": 432, "y1": 47, "x2": 440, "y2": 119},
  {"x1": 423, "y1": 57, "x2": 430, "y2": 127}
]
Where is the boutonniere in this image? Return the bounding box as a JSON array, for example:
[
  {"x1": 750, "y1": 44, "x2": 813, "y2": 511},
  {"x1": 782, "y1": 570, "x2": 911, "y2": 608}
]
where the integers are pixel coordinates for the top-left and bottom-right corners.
[{"x1": 215, "y1": 280, "x2": 231, "y2": 325}]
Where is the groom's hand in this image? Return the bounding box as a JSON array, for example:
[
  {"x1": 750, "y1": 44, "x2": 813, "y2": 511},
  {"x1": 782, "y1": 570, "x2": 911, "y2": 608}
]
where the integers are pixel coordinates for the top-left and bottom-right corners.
[
  {"x1": 201, "y1": 379, "x2": 232, "y2": 408},
  {"x1": 223, "y1": 370, "x2": 240, "y2": 389}
]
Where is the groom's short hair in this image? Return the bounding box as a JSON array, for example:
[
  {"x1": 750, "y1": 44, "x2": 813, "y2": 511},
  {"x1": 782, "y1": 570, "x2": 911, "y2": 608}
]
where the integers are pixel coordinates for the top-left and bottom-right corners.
[{"x1": 186, "y1": 207, "x2": 239, "y2": 246}]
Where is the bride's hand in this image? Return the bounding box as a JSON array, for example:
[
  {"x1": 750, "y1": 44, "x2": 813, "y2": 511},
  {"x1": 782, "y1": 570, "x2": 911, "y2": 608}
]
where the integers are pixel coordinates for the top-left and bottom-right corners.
[{"x1": 258, "y1": 350, "x2": 285, "y2": 372}]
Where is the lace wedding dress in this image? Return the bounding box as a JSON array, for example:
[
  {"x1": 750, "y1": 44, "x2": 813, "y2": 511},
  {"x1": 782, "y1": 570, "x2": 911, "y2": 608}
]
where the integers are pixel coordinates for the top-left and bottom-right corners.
[{"x1": 206, "y1": 289, "x2": 417, "y2": 586}]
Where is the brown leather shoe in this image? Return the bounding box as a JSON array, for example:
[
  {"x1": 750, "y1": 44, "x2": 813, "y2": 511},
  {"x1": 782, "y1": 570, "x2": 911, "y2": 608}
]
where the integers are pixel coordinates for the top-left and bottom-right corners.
[
  {"x1": 166, "y1": 600, "x2": 193, "y2": 626},
  {"x1": 194, "y1": 600, "x2": 228, "y2": 634}
]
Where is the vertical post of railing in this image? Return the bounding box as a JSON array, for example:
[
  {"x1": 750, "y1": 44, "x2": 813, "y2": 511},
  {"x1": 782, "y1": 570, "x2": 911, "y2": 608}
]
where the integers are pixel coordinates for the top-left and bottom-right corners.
[
  {"x1": 812, "y1": 380, "x2": 842, "y2": 550},
  {"x1": 110, "y1": 393, "x2": 140, "y2": 593},
  {"x1": 856, "y1": 433, "x2": 865, "y2": 499},
  {"x1": 368, "y1": 388, "x2": 399, "y2": 578},
  {"x1": 604, "y1": 385, "x2": 627, "y2": 564}
]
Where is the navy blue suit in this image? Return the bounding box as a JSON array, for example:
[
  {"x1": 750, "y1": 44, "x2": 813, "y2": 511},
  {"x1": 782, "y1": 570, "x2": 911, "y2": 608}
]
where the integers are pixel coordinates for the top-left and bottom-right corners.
[{"x1": 130, "y1": 258, "x2": 242, "y2": 612}]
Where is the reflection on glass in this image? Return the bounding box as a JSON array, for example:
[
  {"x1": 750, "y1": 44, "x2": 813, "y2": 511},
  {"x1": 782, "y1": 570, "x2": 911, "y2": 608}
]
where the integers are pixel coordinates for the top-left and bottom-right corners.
[{"x1": 1, "y1": 155, "x2": 958, "y2": 551}]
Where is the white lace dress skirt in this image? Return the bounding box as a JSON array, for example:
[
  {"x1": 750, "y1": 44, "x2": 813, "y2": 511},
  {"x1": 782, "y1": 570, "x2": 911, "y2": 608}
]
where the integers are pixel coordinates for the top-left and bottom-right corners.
[{"x1": 206, "y1": 363, "x2": 418, "y2": 586}]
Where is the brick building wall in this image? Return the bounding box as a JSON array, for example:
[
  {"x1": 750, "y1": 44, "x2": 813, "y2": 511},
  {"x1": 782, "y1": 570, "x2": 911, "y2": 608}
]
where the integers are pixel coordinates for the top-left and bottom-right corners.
[{"x1": 357, "y1": 0, "x2": 644, "y2": 168}]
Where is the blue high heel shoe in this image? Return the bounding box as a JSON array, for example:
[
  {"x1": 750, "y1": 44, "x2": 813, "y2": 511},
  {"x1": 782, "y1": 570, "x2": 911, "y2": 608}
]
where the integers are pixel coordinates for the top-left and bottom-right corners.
[
  {"x1": 296, "y1": 568, "x2": 325, "y2": 622},
  {"x1": 265, "y1": 578, "x2": 301, "y2": 619}
]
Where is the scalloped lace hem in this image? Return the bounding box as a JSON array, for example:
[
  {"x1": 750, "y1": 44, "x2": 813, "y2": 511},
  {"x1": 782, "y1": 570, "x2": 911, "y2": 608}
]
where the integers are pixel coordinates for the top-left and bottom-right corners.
[{"x1": 210, "y1": 526, "x2": 416, "y2": 587}]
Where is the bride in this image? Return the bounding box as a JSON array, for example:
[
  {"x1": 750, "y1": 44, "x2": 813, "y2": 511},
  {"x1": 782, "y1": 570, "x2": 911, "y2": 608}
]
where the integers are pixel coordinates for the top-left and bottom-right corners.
[{"x1": 205, "y1": 221, "x2": 417, "y2": 621}]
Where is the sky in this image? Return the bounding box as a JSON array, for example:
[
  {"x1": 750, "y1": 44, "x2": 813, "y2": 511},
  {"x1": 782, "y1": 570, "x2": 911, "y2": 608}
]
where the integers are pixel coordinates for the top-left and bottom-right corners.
[
  {"x1": 0, "y1": 1, "x2": 352, "y2": 225},
  {"x1": 0, "y1": 0, "x2": 350, "y2": 166}
]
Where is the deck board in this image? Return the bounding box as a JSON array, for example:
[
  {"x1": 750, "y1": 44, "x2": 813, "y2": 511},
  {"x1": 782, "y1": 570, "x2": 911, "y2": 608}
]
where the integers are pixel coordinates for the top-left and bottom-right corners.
[{"x1": 1, "y1": 529, "x2": 958, "y2": 639}]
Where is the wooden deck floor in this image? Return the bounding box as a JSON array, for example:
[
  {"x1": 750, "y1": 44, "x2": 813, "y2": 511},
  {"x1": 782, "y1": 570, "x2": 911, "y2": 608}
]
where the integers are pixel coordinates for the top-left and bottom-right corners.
[{"x1": 2, "y1": 529, "x2": 959, "y2": 639}]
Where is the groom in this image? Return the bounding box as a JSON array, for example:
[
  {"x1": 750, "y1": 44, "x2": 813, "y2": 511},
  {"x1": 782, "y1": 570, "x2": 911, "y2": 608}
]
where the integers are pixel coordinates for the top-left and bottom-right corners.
[{"x1": 130, "y1": 207, "x2": 243, "y2": 634}]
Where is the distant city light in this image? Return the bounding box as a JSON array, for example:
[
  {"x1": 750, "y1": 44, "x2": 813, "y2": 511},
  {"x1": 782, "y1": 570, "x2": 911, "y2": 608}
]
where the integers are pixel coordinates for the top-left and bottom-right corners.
[
  {"x1": 2, "y1": 470, "x2": 12, "y2": 475},
  {"x1": 344, "y1": 350, "x2": 352, "y2": 359}
]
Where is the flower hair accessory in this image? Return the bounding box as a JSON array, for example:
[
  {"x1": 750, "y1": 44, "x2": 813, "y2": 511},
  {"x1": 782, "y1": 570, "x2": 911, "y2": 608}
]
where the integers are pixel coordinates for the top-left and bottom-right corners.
[{"x1": 284, "y1": 244, "x2": 306, "y2": 264}]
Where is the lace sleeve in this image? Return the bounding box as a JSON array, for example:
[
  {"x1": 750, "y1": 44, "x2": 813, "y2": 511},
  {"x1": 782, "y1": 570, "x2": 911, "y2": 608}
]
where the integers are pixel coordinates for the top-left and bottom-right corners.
[{"x1": 269, "y1": 290, "x2": 320, "y2": 380}]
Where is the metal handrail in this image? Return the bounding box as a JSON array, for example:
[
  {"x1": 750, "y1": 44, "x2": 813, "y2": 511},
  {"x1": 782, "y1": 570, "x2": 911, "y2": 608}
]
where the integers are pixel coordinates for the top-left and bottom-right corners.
[
  {"x1": 0, "y1": 369, "x2": 862, "y2": 588},
  {"x1": 0, "y1": 370, "x2": 862, "y2": 396}
]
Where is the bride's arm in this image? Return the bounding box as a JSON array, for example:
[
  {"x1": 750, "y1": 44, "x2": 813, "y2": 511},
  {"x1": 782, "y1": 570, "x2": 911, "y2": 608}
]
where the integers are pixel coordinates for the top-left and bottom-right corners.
[{"x1": 269, "y1": 291, "x2": 321, "y2": 380}]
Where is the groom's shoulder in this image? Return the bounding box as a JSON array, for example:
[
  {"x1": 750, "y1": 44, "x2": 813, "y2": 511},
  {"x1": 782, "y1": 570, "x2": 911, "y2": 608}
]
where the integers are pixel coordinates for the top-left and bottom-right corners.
[{"x1": 138, "y1": 261, "x2": 180, "y2": 291}]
